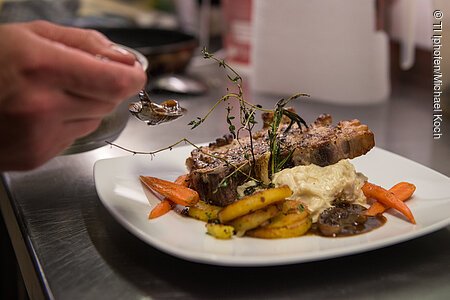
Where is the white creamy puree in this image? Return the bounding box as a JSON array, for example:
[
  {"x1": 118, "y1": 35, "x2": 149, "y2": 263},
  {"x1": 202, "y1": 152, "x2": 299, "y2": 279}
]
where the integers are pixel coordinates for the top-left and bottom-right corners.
[{"x1": 272, "y1": 160, "x2": 367, "y2": 222}]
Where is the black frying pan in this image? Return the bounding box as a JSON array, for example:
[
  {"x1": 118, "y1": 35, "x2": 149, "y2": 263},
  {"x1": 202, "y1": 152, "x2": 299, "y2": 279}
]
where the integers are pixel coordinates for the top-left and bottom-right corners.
[{"x1": 94, "y1": 27, "x2": 198, "y2": 76}]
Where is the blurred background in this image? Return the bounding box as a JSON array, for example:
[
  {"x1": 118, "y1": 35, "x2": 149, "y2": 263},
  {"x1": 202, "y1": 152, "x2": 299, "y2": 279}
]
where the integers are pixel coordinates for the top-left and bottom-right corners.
[{"x1": 0, "y1": 0, "x2": 447, "y2": 101}]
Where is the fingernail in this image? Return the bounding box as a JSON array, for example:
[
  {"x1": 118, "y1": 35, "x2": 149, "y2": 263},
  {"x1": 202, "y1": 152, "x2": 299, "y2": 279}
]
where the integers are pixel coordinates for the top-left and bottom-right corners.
[
  {"x1": 134, "y1": 59, "x2": 149, "y2": 71},
  {"x1": 110, "y1": 44, "x2": 133, "y2": 56}
]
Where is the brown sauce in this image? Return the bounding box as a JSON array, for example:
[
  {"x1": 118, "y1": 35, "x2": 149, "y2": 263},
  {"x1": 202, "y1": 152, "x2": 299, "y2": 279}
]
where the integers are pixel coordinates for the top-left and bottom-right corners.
[
  {"x1": 308, "y1": 201, "x2": 387, "y2": 237},
  {"x1": 309, "y1": 214, "x2": 386, "y2": 237}
]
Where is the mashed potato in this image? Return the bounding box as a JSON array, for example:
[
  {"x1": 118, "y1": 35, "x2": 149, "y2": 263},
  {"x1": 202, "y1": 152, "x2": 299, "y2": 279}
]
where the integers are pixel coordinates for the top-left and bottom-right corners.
[{"x1": 272, "y1": 160, "x2": 367, "y2": 222}]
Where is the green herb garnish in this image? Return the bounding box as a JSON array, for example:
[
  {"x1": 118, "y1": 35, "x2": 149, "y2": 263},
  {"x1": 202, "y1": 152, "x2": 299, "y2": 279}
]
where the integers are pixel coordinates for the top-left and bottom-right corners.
[{"x1": 108, "y1": 48, "x2": 309, "y2": 191}]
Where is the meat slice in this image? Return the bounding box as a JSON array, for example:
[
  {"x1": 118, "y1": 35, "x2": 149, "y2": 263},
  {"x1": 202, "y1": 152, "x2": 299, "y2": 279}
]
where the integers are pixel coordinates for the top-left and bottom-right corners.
[{"x1": 186, "y1": 114, "x2": 375, "y2": 206}]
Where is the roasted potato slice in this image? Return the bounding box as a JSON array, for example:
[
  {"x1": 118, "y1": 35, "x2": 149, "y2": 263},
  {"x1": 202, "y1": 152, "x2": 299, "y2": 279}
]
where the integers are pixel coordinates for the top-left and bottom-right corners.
[
  {"x1": 187, "y1": 201, "x2": 222, "y2": 222},
  {"x1": 218, "y1": 186, "x2": 292, "y2": 223},
  {"x1": 246, "y1": 215, "x2": 312, "y2": 239},
  {"x1": 280, "y1": 199, "x2": 308, "y2": 214},
  {"x1": 228, "y1": 204, "x2": 280, "y2": 236},
  {"x1": 266, "y1": 210, "x2": 309, "y2": 228},
  {"x1": 205, "y1": 223, "x2": 234, "y2": 239}
]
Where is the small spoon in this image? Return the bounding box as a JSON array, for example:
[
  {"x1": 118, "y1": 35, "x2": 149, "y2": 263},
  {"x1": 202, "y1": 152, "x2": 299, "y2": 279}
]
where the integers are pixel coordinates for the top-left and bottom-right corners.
[{"x1": 129, "y1": 90, "x2": 186, "y2": 126}]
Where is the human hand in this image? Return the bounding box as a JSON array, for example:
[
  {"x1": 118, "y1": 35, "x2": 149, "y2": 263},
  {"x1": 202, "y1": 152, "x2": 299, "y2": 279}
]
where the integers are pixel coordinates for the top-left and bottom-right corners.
[{"x1": 0, "y1": 21, "x2": 147, "y2": 170}]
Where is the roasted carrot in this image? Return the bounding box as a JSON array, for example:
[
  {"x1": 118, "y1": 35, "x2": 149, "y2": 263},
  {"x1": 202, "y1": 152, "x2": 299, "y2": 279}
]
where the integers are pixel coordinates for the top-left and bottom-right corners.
[
  {"x1": 366, "y1": 182, "x2": 416, "y2": 216},
  {"x1": 174, "y1": 174, "x2": 190, "y2": 187},
  {"x1": 149, "y1": 199, "x2": 174, "y2": 219},
  {"x1": 140, "y1": 175, "x2": 199, "y2": 207},
  {"x1": 148, "y1": 174, "x2": 191, "y2": 219},
  {"x1": 362, "y1": 182, "x2": 416, "y2": 224}
]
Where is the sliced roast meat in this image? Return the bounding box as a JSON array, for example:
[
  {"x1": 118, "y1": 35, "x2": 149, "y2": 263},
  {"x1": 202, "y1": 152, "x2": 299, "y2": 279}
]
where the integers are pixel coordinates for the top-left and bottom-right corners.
[{"x1": 186, "y1": 114, "x2": 375, "y2": 206}]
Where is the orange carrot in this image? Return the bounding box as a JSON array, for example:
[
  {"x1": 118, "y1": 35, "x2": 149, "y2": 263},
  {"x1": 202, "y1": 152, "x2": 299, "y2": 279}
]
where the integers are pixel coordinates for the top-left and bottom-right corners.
[
  {"x1": 140, "y1": 175, "x2": 199, "y2": 207},
  {"x1": 362, "y1": 182, "x2": 416, "y2": 224},
  {"x1": 149, "y1": 199, "x2": 174, "y2": 219},
  {"x1": 366, "y1": 182, "x2": 416, "y2": 216},
  {"x1": 389, "y1": 182, "x2": 416, "y2": 200},
  {"x1": 174, "y1": 174, "x2": 190, "y2": 187},
  {"x1": 148, "y1": 174, "x2": 191, "y2": 219}
]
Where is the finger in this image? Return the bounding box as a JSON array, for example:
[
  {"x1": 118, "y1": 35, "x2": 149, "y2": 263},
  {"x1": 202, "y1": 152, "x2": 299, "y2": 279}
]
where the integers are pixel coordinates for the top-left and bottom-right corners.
[
  {"x1": 19, "y1": 120, "x2": 97, "y2": 169},
  {"x1": 27, "y1": 37, "x2": 147, "y2": 103},
  {"x1": 0, "y1": 119, "x2": 83, "y2": 170},
  {"x1": 30, "y1": 119, "x2": 103, "y2": 167},
  {"x1": 63, "y1": 118, "x2": 103, "y2": 140},
  {"x1": 58, "y1": 91, "x2": 119, "y2": 121},
  {"x1": 24, "y1": 20, "x2": 137, "y2": 65},
  {"x1": 63, "y1": 57, "x2": 146, "y2": 102}
]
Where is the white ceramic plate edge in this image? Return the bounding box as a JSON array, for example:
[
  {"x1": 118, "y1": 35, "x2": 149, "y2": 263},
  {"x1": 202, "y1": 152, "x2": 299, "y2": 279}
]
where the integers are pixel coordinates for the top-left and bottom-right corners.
[{"x1": 94, "y1": 146, "x2": 450, "y2": 266}]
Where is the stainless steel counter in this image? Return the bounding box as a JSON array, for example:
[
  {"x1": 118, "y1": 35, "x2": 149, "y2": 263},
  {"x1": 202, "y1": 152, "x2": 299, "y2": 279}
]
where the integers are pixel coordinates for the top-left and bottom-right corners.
[{"x1": 1, "y1": 61, "x2": 450, "y2": 300}]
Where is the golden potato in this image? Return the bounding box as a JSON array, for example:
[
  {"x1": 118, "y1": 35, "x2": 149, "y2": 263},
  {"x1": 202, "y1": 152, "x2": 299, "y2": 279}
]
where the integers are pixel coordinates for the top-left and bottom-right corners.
[
  {"x1": 218, "y1": 186, "x2": 292, "y2": 223},
  {"x1": 205, "y1": 223, "x2": 235, "y2": 239},
  {"x1": 265, "y1": 210, "x2": 309, "y2": 228},
  {"x1": 280, "y1": 199, "x2": 308, "y2": 214},
  {"x1": 228, "y1": 204, "x2": 280, "y2": 236},
  {"x1": 187, "y1": 201, "x2": 222, "y2": 222},
  {"x1": 245, "y1": 216, "x2": 312, "y2": 239}
]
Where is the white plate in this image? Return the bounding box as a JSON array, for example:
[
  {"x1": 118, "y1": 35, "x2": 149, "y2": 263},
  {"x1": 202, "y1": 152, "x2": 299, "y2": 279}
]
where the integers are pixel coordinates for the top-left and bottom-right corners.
[{"x1": 94, "y1": 146, "x2": 450, "y2": 266}]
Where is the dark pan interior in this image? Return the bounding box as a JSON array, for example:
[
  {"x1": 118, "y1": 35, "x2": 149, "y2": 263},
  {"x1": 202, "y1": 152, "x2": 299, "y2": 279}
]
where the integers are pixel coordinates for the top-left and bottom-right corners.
[{"x1": 94, "y1": 27, "x2": 198, "y2": 55}]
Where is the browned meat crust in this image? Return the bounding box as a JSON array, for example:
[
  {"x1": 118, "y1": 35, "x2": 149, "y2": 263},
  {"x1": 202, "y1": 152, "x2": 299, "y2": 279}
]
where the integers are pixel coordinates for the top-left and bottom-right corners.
[{"x1": 186, "y1": 114, "x2": 375, "y2": 206}]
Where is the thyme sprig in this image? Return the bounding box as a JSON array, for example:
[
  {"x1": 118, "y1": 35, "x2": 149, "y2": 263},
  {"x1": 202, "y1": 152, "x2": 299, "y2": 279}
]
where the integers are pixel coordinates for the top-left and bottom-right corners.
[
  {"x1": 187, "y1": 48, "x2": 269, "y2": 184},
  {"x1": 188, "y1": 48, "x2": 271, "y2": 131},
  {"x1": 108, "y1": 48, "x2": 309, "y2": 193},
  {"x1": 106, "y1": 138, "x2": 260, "y2": 185},
  {"x1": 106, "y1": 139, "x2": 198, "y2": 158}
]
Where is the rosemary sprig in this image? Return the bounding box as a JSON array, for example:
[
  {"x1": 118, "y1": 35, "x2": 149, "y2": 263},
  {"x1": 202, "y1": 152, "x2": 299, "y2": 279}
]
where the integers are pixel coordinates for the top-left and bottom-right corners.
[{"x1": 268, "y1": 93, "x2": 309, "y2": 175}]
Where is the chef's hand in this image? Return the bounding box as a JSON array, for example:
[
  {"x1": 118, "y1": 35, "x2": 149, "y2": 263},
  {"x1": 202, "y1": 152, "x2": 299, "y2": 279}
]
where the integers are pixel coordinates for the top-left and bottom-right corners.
[{"x1": 0, "y1": 21, "x2": 147, "y2": 171}]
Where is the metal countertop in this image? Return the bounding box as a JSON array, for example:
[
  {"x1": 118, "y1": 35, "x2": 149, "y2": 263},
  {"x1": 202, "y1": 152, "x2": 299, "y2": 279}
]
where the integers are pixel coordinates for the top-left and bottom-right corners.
[{"x1": 1, "y1": 62, "x2": 450, "y2": 300}]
